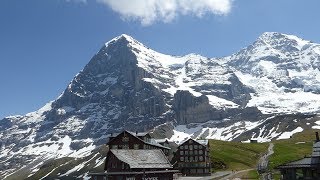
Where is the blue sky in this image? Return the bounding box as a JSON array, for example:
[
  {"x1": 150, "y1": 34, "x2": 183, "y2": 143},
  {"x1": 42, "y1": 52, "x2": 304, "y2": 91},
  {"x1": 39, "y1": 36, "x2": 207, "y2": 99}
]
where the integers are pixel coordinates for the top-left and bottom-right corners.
[{"x1": 1, "y1": 0, "x2": 320, "y2": 118}]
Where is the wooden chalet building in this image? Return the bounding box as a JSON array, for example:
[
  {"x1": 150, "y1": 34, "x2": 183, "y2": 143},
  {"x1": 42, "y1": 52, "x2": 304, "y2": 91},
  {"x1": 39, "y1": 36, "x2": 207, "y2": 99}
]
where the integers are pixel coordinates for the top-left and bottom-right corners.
[
  {"x1": 107, "y1": 130, "x2": 170, "y2": 156},
  {"x1": 90, "y1": 149, "x2": 178, "y2": 180},
  {"x1": 277, "y1": 132, "x2": 320, "y2": 180},
  {"x1": 174, "y1": 139, "x2": 211, "y2": 176},
  {"x1": 89, "y1": 130, "x2": 176, "y2": 180}
]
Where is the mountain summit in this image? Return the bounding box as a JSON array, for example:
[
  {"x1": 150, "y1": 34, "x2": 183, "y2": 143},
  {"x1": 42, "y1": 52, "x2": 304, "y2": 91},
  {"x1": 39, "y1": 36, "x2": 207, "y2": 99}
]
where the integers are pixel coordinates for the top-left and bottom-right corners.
[{"x1": 1, "y1": 33, "x2": 320, "y2": 179}]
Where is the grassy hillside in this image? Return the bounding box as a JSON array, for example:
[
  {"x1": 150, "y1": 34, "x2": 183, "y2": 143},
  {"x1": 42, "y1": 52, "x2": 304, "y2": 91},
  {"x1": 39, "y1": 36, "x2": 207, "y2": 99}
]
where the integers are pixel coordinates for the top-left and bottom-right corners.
[
  {"x1": 209, "y1": 130, "x2": 317, "y2": 179},
  {"x1": 269, "y1": 129, "x2": 316, "y2": 170},
  {"x1": 209, "y1": 129, "x2": 318, "y2": 172},
  {"x1": 209, "y1": 140, "x2": 269, "y2": 171}
]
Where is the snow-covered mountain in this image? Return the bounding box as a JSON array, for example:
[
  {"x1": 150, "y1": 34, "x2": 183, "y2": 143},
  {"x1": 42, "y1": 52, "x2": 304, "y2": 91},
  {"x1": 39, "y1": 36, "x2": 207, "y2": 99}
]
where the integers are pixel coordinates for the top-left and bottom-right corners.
[
  {"x1": 223, "y1": 32, "x2": 320, "y2": 114},
  {"x1": 1, "y1": 32, "x2": 320, "y2": 179}
]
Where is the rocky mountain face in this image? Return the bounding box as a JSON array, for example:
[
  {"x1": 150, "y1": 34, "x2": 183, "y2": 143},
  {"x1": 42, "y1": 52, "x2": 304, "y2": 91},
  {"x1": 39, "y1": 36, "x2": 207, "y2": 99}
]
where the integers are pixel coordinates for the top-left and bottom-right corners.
[{"x1": 1, "y1": 32, "x2": 320, "y2": 179}]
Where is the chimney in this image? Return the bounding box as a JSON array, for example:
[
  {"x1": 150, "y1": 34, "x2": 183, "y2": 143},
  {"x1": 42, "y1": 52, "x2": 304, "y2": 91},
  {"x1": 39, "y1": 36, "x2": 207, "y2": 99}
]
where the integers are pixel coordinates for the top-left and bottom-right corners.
[
  {"x1": 316, "y1": 132, "x2": 319, "y2": 142},
  {"x1": 136, "y1": 131, "x2": 138, "y2": 136}
]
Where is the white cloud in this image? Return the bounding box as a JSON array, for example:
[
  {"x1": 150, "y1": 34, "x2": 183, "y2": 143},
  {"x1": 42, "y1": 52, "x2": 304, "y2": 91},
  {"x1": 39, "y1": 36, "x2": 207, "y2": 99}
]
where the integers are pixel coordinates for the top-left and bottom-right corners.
[{"x1": 97, "y1": 0, "x2": 233, "y2": 26}]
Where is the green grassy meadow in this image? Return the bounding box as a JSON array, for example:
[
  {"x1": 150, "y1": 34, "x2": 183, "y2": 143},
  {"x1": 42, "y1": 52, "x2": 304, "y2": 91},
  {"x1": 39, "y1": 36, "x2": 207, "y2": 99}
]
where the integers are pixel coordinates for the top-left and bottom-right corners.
[
  {"x1": 209, "y1": 140, "x2": 269, "y2": 171},
  {"x1": 209, "y1": 129, "x2": 318, "y2": 179},
  {"x1": 269, "y1": 130, "x2": 316, "y2": 169}
]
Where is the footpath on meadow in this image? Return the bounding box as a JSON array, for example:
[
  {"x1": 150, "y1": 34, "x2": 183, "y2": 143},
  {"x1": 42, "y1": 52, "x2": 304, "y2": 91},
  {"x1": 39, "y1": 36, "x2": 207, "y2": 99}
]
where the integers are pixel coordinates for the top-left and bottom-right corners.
[
  {"x1": 258, "y1": 143, "x2": 274, "y2": 180},
  {"x1": 205, "y1": 142, "x2": 274, "y2": 180}
]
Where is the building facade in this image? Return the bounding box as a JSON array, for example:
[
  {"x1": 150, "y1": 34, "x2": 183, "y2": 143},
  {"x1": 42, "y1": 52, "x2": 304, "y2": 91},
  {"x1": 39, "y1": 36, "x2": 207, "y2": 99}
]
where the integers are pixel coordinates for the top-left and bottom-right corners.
[
  {"x1": 91, "y1": 149, "x2": 178, "y2": 180},
  {"x1": 107, "y1": 130, "x2": 170, "y2": 156},
  {"x1": 174, "y1": 139, "x2": 211, "y2": 176},
  {"x1": 89, "y1": 130, "x2": 176, "y2": 180}
]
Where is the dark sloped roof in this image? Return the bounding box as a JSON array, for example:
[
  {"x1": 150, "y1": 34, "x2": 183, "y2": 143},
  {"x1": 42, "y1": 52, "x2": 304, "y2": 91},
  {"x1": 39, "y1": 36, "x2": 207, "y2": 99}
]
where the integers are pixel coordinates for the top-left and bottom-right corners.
[
  {"x1": 109, "y1": 131, "x2": 149, "y2": 138},
  {"x1": 110, "y1": 149, "x2": 172, "y2": 169},
  {"x1": 89, "y1": 170, "x2": 180, "y2": 176},
  {"x1": 277, "y1": 157, "x2": 320, "y2": 169},
  {"x1": 107, "y1": 130, "x2": 170, "y2": 150},
  {"x1": 126, "y1": 131, "x2": 169, "y2": 149},
  {"x1": 179, "y1": 138, "x2": 209, "y2": 147}
]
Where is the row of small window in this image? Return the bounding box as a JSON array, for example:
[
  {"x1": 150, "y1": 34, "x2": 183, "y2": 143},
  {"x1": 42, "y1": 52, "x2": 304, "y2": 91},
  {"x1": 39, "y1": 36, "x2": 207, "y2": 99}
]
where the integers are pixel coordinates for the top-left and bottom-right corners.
[
  {"x1": 110, "y1": 162, "x2": 130, "y2": 170},
  {"x1": 93, "y1": 176, "x2": 106, "y2": 180},
  {"x1": 111, "y1": 144, "x2": 140, "y2": 149},
  {"x1": 180, "y1": 150, "x2": 207, "y2": 155},
  {"x1": 180, "y1": 144, "x2": 203, "y2": 150},
  {"x1": 111, "y1": 144, "x2": 164, "y2": 151},
  {"x1": 143, "y1": 137, "x2": 151, "y2": 143},
  {"x1": 178, "y1": 163, "x2": 210, "y2": 168},
  {"x1": 187, "y1": 168, "x2": 210, "y2": 173},
  {"x1": 180, "y1": 156, "x2": 205, "y2": 162}
]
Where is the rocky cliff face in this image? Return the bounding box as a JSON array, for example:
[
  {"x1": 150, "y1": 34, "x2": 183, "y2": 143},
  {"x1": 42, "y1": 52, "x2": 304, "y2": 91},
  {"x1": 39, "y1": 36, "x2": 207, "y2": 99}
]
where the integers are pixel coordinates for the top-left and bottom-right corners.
[{"x1": 1, "y1": 32, "x2": 320, "y2": 179}]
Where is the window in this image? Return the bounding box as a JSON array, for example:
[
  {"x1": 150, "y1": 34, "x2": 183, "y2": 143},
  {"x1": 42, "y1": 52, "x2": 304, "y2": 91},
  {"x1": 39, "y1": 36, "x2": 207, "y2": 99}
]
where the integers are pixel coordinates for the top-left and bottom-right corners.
[
  {"x1": 189, "y1": 145, "x2": 193, "y2": 150},
  {"x1": 144, "y1": 137, "x2": 151, "y2": 143},
  {"x1": 180, "y1": 151, "x2": 184, "y2": 155},
  {"x1": 180, "y1": 157, "x2": 184, "y2": 161},
  {"x1": 197, "y1": 169, "x2": 204, "y2": 174},
  {"x1": 185, "y1": 151, "x2": 188, "y2": 155},
  {"x1": 199, "y1": 150, "x2": 203, "y2": 155},
  {"x1": 134, "y1": 144, "x2": 139, "y2": 149},
  {"x1": 180, "y1": 146, "x2": 183, "y2": 149},
  {"x1": 189, "y1": 150, "x2": 193, "y2": 155},
  {"x1": 111, "y1": 145, "x2": 118, "y2": 149},
  {"x1": 189, "y1": 140, "x2": 193, "y2": 144},
  {"x1": 122, "y1": 144, "x2": 129, "y2": 149},
  {"x1": 189, "y1": 156, "x2": 194, "y2": 162},
  {"x1": 184, "y1": 145, "x2": 188, "y2": 149},
  {"x1": 195, "y1": 156, "x2": 198, "y2": 162},
  {"x1": 194, "y1": 150, "x2": 198, "y2": 155},
  {"x1": 199, "y1": 145, "x2": 203, "y2": 149},
  {"x1": 194, "y1": 145, "x2": 198, "y2": 149},
  {"x1": 122, "y1": 136, "x2": 129, "y2": 142},
  {"x1": 126, "y1": 178, "x2": 135, "y2": 180},
  {"x1": 185, "y1": 157, "x2": 189, "y2": 162},
  {"x1": 112, "y1": 163, "x2": 116, "y2": 168},
  {"x1": 199, "y1": 156, "x2": 203, "y2": 161}
]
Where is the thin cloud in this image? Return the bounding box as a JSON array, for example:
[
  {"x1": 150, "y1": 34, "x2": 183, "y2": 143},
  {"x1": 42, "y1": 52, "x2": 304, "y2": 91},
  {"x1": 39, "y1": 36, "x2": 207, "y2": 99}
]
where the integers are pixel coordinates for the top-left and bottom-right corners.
[
  {"x1": 97, "y1": 0, "x2": 233, "y2": 26},
  {"x1": 66, "y1": 0, "x2": 87, "y2": 3}
]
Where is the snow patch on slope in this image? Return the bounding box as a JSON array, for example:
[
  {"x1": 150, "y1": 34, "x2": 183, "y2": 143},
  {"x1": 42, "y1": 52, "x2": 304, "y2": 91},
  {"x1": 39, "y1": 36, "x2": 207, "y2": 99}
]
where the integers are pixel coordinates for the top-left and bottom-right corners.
[
  {"x1": 207, "y1": 95, "x2": 239, "y2": 109},
  {"x1": 235, "y1": 71, "x2": 320, "y2": 114},
  {"x1": 169, "y1": 119, "x2": 268, "y2": 143},
  {"x1": 277, "y1": 127, "x2": 304, "y2": 140}
]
